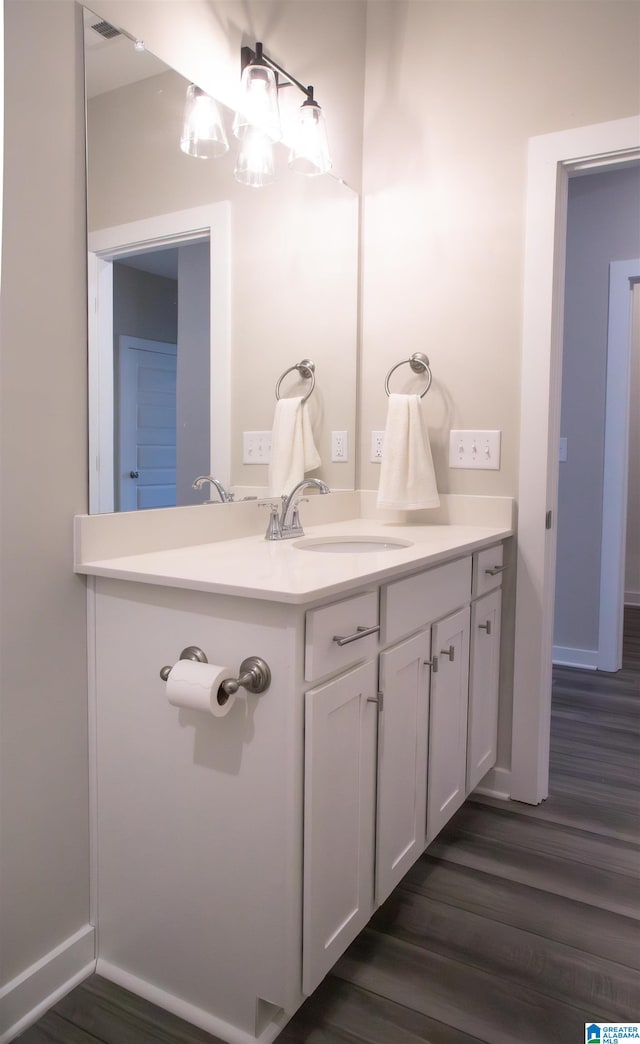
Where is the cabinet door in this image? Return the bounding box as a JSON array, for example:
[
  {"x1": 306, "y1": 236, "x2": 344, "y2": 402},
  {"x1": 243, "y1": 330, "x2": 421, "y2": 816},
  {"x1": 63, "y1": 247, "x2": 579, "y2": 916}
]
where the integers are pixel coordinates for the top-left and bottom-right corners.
[
  {"x1": 467, "y1": 587, "x2": 502, "y2": 792},
  {"x1": 303, "y1": 660, "x2": 377, "y2": 995},
  {"x1": 376, "y1": 630, "x2": 431, "y2": 905},
  {"x1": 426, "y1": 606, "x2": 470, "y2": 844}
]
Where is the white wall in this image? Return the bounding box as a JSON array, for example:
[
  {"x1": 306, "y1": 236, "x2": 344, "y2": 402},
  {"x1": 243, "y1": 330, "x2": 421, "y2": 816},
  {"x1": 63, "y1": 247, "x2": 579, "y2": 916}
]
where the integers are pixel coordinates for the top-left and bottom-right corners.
[
  {"x1": 0, "y1": 0, "x2": 90, "y2": 994},
  {"x1": 554, "y1": 166, "x2": 640, "y2": 656},
  {"x1": 627, "y1": 282, "x2": 640, "y2": 606},
  {"x1": 360, "y1": 0, "x2": 640, "y2": 770}
]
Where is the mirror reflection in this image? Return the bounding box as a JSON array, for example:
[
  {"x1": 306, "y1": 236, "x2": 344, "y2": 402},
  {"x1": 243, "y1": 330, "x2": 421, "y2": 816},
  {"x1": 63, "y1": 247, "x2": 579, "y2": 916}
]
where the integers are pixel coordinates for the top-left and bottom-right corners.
[{"x1": 84, "y1": 9, "x2": 358, "y2": 512}]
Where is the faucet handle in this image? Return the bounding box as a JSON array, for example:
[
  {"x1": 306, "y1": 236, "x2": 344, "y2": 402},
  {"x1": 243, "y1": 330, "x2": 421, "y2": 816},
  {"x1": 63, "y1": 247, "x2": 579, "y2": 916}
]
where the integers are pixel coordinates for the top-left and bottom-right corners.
[{"x1": 258, "y1": 501, "x2": 282, "y2": 540}]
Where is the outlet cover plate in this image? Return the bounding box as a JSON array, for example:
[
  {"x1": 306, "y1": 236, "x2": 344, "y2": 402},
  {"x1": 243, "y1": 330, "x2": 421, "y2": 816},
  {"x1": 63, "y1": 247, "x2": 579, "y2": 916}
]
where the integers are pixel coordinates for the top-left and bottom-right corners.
[
  {"x1": 370, "y1": 431, "x2": 385, "y2": 461},
  {"x1": 331, "y1": 431, "x2": 349, "y2": 462},
  {"x1": 449, "y1": 430, "x2": 501, "y2": 470}
]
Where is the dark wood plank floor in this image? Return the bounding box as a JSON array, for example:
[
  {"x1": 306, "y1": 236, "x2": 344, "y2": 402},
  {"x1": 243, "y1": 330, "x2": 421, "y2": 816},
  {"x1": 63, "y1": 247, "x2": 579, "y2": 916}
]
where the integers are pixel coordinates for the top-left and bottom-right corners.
[{"x1": 18, "y1": 608, "x2": 640, "y2": 1044}]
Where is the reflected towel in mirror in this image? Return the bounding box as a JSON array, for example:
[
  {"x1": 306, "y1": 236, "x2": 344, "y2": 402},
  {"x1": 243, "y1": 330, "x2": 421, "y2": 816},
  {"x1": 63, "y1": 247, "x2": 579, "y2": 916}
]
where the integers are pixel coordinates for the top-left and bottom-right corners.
[
  {"x1": 269, "y1": 397, "x2": 321, "y2": 496},
  {"x1": 376, "y1": 393, "x2": 440, "y2": 511}
]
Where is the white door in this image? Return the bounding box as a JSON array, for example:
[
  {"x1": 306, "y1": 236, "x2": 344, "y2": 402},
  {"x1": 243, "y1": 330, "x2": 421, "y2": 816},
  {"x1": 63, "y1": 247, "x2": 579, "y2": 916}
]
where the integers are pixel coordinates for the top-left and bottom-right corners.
[
  {"x1": 303, "y1": 660, "x2": 377, "y2": 996},
  {"x1": 118, "y1": 336, "x2": 177, "y2": 511},
  {"x1": 426, "y1": 606, "x2": 470, "y2": 844},
  {"x1": 376, "y1": 629, "x2": 431, "y2": 905}
]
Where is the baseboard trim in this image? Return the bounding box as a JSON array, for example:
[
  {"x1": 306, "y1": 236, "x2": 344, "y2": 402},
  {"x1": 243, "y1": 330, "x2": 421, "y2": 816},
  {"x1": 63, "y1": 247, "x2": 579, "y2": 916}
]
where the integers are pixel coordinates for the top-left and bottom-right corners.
[
  {"x1": 97, "y1": 960, "x2": 290, "y2": 1044},
  {"x1": 0, "y1": 925, "x2": 95, "y2": 1043},
  {"x1": 473, "y1": 765, "x2": 511, "y2": 801},
  {"x1": 625, "y1": 591, "x2": 640, "y2": 607},
  {"x1": 552, "y1": 644, "x2": 598, "y2": 670}
]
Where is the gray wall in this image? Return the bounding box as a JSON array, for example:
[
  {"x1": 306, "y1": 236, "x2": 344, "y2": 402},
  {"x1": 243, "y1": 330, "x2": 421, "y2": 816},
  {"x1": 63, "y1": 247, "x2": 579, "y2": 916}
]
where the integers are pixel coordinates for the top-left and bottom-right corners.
[
  {"x1": 554, "y1": 165, "x2": 640, "y2": 655},
  {"x1": 0, "y1": 0, "x2": 90, "y2": 984}
]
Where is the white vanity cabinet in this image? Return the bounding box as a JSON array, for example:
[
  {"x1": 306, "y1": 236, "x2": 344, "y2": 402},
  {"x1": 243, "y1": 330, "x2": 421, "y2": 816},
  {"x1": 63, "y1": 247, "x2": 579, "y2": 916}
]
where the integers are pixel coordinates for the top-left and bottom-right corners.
[{"x1": 85, "y1": 530, "x2": 507, "y2": 1044}]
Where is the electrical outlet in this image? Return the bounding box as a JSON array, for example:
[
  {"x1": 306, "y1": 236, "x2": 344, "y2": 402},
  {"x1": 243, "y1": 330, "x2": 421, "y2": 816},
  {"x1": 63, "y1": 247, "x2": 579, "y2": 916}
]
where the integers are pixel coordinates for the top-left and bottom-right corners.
[
  {"x1": 371, "y1": 431, "x2": 385, "y2": 461},
  {"x1": 449, "y1": 430, "x2": 501, "y2": 470},
  {"x1": 331, "y1": 431, "x2": 349, "y2": 462},
  {"x1": 242, "y1": 431, "x2": 272, "y2": 464}
]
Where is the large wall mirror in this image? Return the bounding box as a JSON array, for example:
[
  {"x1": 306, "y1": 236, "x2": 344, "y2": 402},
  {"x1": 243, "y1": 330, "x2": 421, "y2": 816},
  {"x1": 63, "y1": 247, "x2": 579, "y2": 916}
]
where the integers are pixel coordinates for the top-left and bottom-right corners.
[{"x1": 84, "y1": 8, "x2": 359, "y2": 513}]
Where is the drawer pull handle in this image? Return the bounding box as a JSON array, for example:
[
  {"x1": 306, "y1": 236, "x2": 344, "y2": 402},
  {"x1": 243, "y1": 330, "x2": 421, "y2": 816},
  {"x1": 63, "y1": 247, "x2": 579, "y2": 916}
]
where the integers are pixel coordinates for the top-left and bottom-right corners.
[
  {"x1": 333, "y1": 624, "x2": 380, "y2": 647},
  {"x1": 478, "y1": 620, "x2": 492, "y2": 635},
  {"x1": 440, "y1": 645, "x2": 455, "y2": 661},
  {"x1": 485, "y1": 565, "x2": 506, "y2": 576},
  {"x1": 424, "y1": 657, "x2": 438, "y2": 673}
]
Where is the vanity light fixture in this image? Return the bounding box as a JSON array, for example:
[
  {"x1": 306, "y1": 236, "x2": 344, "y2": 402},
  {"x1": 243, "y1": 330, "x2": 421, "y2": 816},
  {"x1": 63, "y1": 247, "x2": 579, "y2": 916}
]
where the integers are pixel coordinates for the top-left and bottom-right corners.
[
  {"x1": 180, "y1": 84, "x2": 229, "y2": 159},
  {"x1": 233, "y1": 42, "x2": 332, "y2": 184},
  {"x1": 233, "y1": 127, "x2": 276, "y2": 188}
]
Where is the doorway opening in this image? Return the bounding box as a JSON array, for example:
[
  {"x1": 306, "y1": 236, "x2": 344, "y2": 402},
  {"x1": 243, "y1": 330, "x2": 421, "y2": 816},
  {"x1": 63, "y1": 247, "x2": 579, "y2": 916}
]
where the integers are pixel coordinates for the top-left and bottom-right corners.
[{"x1": 511, "y1": 115, "x2": 640, "y2": 805}]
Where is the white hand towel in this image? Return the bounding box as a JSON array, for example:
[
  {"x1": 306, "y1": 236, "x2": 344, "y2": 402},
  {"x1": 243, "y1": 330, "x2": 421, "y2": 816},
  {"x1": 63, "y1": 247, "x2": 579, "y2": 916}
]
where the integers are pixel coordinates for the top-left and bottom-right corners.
[
  {"x1": 376, "y1": 393, "x2": 440, "y2": 511},
  {"x1": 268, "y1": 396, "x2": 321, "y2": 496}
]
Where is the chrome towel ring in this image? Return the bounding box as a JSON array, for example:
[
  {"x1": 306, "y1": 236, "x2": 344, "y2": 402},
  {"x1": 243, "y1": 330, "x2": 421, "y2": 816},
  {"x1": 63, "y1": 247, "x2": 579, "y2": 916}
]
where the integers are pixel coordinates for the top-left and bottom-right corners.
[
  {"x1": 275, "y1": 359, "x2": 316, "y2": 403},
  {"x1": 384, "y1": 352, "x2": 432, "y2": 399}
]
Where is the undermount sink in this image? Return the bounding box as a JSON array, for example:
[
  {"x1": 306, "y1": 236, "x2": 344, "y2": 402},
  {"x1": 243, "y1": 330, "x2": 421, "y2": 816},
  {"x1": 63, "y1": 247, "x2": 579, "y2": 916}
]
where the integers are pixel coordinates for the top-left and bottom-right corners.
[{"x1": 294, "y1": 536, "x2": 413, "y2": 554}]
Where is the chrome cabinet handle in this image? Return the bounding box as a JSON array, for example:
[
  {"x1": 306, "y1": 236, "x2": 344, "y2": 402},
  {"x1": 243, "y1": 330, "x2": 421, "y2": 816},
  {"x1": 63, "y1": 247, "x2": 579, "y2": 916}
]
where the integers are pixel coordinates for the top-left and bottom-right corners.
[
  {"x1": 485, "y1": 565, "x2": 506, "y2": 576},
  {"x1": 129, "y1": 470, "x2": 139, "y2": 478},
  {"x1": 440, "y1": 645, "x2": 455, "y2": 661},
  {"x1": 478, "y1": 620, "x2": 492, "y2": 635},
  {"x1": 424, "y1": 657, "x2": 438, "y2": 673},
  {"x1": 332, "y1": 624, "x2": 380, "y2": 647}
]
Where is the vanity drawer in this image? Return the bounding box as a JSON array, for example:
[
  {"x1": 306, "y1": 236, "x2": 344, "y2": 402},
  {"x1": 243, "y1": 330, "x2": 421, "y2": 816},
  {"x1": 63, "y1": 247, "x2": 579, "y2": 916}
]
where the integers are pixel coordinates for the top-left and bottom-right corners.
[
  {"x1": 305, "y1": 590, "x2": 379, "y2": 682},
  {"x1": 473, "y1": 544, "x2": 505, "y2": 598},
  {"x1": 381, "y1": 557, "x2": 471, "y2": 645}
]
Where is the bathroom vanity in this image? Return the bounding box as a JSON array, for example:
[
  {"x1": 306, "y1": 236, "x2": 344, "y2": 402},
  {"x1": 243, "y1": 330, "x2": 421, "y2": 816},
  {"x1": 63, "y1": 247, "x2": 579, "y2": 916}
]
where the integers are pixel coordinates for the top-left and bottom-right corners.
[{"x1": 75, "y1": 498, "x2": 511, "y2": 1044}]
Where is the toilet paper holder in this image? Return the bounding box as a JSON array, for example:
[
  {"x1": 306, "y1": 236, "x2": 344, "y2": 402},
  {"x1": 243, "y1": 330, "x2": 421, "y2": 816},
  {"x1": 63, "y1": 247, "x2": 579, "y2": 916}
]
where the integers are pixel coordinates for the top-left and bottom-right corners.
[{"x1": 160, "y1": 646, "x2": 271, "y2": 697}]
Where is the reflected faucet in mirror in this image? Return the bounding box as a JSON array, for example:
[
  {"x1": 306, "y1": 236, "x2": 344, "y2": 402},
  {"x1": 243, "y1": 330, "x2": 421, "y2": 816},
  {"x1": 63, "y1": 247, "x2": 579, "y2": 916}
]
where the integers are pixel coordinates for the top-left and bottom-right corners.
[
  {"x1": 192, "y1": 475, "x2": 234, "y2": 504},
  {"x1": 263, "y1": 478, "x2": 330, "y2": 540}
]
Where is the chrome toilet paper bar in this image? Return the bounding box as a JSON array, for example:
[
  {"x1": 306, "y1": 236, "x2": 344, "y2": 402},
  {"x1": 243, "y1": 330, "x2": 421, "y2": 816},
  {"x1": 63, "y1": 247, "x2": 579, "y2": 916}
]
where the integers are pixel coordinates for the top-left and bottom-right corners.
[{"x1": 160, "y1": 646, "x2": 271, "y2": 696}]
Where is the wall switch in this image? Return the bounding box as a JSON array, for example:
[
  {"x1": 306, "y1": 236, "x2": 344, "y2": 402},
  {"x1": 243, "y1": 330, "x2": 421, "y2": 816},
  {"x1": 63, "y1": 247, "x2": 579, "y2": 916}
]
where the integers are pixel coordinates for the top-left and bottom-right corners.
[
  {"x1": 371, "y1": 430, "x2": 385, "y2": 461},
  {"x1": 449, "y1": 430, "x2": 501, "y2": 470},
  {"x1": 331, "y1": 431, "x2": 349, "y2": 462},
  {"x1": 559, "y1": 437, "x2": 568, "y2": 463},
  {"x1": 243, "y1": 431, "x2": 272, "y2": 464}
]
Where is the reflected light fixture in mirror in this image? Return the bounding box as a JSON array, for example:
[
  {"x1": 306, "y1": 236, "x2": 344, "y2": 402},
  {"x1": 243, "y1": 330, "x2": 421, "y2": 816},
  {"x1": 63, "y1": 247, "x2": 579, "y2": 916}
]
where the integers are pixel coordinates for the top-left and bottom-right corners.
[
  {"x1": 234, "y1": 128, "x2": 276, "y2": 188},
  {"x1": 180, "y1": 85, "x2": 229, "y2": 158}
]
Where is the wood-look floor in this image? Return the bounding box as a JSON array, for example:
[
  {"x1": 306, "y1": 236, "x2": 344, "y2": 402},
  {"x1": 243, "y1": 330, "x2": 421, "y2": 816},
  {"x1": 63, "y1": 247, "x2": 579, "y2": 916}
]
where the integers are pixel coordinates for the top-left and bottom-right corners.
[{"x1": 17, "y1": 608, "x2": 640, "y2": 1044}]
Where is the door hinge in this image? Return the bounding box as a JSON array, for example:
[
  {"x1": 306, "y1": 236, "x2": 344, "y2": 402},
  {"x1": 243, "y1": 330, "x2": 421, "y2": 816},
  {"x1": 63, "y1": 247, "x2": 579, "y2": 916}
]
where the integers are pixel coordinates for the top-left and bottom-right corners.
[{"x1": 545, "y1": 509, "x2": 552, "y2": 530}]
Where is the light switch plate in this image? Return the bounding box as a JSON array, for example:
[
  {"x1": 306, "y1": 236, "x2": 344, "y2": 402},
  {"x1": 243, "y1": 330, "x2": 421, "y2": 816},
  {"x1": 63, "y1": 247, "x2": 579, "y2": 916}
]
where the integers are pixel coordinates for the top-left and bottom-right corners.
[
  {"x1": 243, "y1": 431, "x2": 272, "y2": 464},
  {"x1": 449, "y1": 430, "x2": 501, "y2": 470}
]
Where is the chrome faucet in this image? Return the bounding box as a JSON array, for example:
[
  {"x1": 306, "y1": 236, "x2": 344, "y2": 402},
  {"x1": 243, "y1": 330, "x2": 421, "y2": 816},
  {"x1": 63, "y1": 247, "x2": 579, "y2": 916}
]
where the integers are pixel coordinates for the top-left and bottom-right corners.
[
  {"x1": 263, "y1": 478, "x2": 330, "y2": 540},
  {"x1": 192, "y1": 475, "x2": 234, "y2": 503}
]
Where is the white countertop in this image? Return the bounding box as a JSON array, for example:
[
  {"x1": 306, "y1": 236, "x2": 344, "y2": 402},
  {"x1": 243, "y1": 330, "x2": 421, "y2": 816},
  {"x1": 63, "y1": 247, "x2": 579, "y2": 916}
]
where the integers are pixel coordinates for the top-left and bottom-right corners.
[{"x1": 75, "y1": 516, "x2": 511, "y2": 605}]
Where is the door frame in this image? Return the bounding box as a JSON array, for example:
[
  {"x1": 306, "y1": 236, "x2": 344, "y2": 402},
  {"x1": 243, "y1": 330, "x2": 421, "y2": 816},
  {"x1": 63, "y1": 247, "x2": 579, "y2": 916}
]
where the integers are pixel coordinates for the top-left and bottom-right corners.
[
  {"x1": 87, "y1": 202, "x2": 230, "y2": 513},
  {"x1": 511, "y1": 114, "x2": 640, "y2": 804}
]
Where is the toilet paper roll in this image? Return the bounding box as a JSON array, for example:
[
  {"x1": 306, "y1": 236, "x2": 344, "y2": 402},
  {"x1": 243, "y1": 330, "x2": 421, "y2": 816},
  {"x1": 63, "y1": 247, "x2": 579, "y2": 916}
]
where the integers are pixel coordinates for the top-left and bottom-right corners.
[{"x1": 166, "y1": 659, "x2": 236, "y2": 717}]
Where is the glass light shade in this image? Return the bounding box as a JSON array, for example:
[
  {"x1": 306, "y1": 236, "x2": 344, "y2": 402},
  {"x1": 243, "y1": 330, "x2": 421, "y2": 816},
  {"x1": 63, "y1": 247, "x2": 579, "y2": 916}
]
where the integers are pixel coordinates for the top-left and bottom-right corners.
[
  {"x1": 233, "y1": 62, "x2": 282, "y2": 143},
  {"x1": 233, "y1": 128, "x2": 276, "y2": 188},
  {"x1": 180, "y1": 84, "x2": 229, "y2": 159},
  {"x1": 288, "y1": 100, "x2": 331, "y2": 176}
]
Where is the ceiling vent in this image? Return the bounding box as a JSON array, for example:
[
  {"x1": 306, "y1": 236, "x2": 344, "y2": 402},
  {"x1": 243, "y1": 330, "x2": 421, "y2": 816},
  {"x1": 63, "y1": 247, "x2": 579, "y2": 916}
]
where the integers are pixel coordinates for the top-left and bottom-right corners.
[{"x1": 90, "y1": 20, "x2": 121, "y2": 40}]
